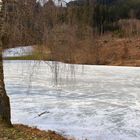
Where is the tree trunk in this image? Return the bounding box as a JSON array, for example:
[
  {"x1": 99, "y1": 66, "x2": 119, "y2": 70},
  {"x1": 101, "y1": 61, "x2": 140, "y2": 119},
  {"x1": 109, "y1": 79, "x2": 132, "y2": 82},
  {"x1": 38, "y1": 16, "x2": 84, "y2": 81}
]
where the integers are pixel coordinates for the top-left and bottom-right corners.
[
  {"x1": 0, "y1": 0, "x2": 11, "y2": 126},
  {"x1": 0, "y1": 46, "x2": 11, "y2": 126}
]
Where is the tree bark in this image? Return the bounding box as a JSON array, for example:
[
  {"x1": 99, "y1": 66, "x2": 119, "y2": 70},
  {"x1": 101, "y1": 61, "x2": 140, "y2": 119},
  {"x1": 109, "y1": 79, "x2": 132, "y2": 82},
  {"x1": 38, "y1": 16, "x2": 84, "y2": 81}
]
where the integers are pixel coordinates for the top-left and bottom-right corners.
[
  {"x1": 0, "y1": 0, "x2": 11, "y2": 126},
  {"x1": 0, "y1": 47, "x2": 11, "y2": 126}
]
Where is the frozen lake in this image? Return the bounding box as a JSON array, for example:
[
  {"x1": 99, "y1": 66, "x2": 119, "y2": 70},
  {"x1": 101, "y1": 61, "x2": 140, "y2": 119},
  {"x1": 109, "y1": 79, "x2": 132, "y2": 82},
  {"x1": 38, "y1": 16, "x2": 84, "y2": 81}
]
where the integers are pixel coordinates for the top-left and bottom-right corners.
[{"x1": 3, "y1": 60, "x2": 140, "y2": 140}]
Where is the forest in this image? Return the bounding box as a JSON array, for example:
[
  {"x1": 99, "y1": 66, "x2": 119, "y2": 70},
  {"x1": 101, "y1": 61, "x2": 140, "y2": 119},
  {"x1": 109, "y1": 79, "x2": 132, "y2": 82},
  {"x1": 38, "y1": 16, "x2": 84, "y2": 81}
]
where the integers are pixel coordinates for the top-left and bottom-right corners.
[
  {"x1": 3, "y1": 0, "x2": 140, "y2": 47},
  {"x1": 2, "y1": 0, "x2": 140, "y2": 66}
]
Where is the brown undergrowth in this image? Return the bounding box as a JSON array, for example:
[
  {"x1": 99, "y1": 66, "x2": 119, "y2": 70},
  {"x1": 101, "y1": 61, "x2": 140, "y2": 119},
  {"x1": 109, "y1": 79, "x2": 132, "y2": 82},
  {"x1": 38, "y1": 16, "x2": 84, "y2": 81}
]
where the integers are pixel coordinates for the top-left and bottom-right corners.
[
  {"x1": 0, "y1": 124, "x2": 71, "y2": 140},
  {"x1": 34, "y1": 37, "x2": 140, "y2": 67}
]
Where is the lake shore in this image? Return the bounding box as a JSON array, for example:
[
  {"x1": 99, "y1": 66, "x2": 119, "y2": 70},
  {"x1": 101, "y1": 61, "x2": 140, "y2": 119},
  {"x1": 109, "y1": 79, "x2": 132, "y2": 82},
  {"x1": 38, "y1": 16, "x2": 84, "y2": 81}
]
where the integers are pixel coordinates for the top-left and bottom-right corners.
[
  {"x1": 3, "y1": 37, "x2": 140, "y2": 67},
  {"x1": 0, "y1": 124, "x2": 70, "y2": 140}
]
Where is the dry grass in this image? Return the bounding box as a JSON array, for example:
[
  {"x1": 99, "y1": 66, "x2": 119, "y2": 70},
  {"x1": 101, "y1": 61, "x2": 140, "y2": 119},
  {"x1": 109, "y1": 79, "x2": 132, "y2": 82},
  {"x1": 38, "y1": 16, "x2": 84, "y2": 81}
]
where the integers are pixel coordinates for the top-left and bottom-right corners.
[{"x1": 0, "y1": 124, "x2": 70, "y2": 140}]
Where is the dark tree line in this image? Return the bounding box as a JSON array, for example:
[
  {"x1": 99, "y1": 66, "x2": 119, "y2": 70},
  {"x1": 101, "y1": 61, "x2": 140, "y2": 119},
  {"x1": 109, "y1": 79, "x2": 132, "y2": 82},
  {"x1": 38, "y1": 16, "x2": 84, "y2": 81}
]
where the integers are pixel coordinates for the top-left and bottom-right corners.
[{"x1": 67, "y1": 0, "x2": 140, "y2": 34}]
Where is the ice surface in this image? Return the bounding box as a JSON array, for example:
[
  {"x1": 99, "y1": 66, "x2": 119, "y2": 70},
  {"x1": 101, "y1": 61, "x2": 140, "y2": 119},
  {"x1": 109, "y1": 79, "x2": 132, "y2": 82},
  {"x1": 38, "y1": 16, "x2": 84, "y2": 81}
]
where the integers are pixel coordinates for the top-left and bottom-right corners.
[
  {"x1": 3, "y1": 46, "x2": 33, "y2": 57},
  {"x1": 3, "y1": 60, "x2": 140, "y2": 140}
]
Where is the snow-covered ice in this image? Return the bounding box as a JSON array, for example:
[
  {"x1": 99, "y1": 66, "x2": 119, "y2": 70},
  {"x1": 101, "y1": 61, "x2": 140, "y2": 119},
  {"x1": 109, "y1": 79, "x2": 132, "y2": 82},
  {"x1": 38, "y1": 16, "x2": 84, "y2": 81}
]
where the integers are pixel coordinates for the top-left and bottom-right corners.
[
  {"x1": 3, "y1": 46, "x2": 33, "y2": 57},
  {"x1": 3, "y1": 60, "x2": 140, "y2": 140}
]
